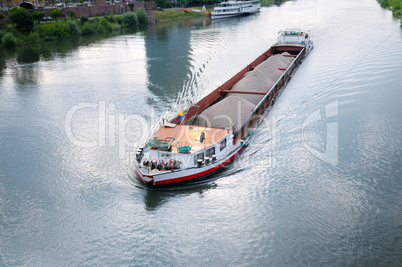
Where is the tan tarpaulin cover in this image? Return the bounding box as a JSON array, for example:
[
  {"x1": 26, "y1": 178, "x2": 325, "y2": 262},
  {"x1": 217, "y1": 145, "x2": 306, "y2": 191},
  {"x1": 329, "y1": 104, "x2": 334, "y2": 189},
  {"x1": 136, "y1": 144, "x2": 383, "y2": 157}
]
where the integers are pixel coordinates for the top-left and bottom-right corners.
[
  {"x1": 191, "y1": 95, "x2": 255, "y2": 132},
  {"x1": 190, "y1": 54, "x2": 295, "y2": 130}
]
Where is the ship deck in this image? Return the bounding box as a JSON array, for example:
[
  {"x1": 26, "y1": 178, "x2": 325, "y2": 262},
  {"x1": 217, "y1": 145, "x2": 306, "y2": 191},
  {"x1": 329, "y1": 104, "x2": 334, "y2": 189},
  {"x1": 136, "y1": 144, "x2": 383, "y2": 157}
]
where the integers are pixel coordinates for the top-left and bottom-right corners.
[{"x1": 153, "y1": 124, "x2": 229, "y2": 154}]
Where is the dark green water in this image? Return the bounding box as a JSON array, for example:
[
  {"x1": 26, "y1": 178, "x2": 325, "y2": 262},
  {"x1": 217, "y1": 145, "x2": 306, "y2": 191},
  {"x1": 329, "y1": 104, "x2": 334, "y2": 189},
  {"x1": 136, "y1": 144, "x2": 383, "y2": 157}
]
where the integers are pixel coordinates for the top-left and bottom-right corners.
[{"x1": 1, "y1": 0, "x2": 401, "y2": 265}]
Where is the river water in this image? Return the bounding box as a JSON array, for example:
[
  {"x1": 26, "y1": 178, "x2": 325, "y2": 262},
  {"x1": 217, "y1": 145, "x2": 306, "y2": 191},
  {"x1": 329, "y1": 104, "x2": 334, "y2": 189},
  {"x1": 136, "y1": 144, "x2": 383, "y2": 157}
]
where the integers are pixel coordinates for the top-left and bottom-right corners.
[{"x1": 1, "y1": 0, "x2": 402, "y2": 265}]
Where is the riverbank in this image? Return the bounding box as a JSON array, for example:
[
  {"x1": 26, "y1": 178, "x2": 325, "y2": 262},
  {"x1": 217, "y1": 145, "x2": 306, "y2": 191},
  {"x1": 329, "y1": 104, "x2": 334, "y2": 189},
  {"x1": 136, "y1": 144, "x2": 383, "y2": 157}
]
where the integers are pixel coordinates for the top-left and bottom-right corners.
[
  {"x1": 152, "y1": 1, "x2": 282, "y2": 23},
  {"x1": 154, "y1": 9, "x2": 208, "y2": 22},
  {"x1": 0, "y1": 9, "x2": 149, "y2": 48},
  {"x1": 377, "y1": 0, "x2": 402, "y2": 21},
  {"x1": 261, "y1": 0, "x2": 289, "y2": 6},
  {"x1": 0, "y1": 8, "x2": 211, "y2": 48}
]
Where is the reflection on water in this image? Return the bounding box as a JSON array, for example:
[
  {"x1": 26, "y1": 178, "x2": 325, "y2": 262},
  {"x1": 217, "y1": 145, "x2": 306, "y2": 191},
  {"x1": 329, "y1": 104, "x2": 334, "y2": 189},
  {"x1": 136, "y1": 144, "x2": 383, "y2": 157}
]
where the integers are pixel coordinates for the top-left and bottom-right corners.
[
  {"x1": 142, "y1": 182, "x2": 217, "y2": 211},
  {"x1": 0, "y1": 36, "x2": 105, "y2": 88},
  {"x1": 0, "y1": 30, "x2": 137, "y2": 71},
  {"x1": 143, "y1": 19, "x2": 209, "y2": 107}
]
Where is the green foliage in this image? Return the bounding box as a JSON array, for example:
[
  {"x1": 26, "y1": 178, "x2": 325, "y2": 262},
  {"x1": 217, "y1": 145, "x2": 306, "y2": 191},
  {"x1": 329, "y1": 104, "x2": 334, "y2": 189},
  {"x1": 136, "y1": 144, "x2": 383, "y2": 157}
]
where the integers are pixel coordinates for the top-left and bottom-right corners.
[
  {"x1": 81, "y1": 22, "x2": 95, "y2": 35},
  {"x1": 129, "y1": 3, "x2": 135, "y2": 12},
  {"x1": 34, "y1": 17, "x2": 120, "y2": 41},
  {"x1": 32, "y1": 11, "x2": 45, "y2": 24},
  {"x1": 123, "y1": 12, "x2": 138, "y2": 27},
  {"x1": 113, "y1": 23, "x2": 121, "y2": 31},
  {"x1": 81, "y1": 20, "x2": 110, "y2": 35},
  {"x1": 154, "y1": 9, "x2": 207, "y2": 20},
  {"x1": 379, "y1": 0, "x2": 389, "y2": 7},
  {"x1": 0, "y1": 13, "x2": 5, "y2": 22},
  {"x1": 50, "y1": 9, "x2": 61, "y2": 22},
  {"x1": 116, "y1": 16, "x2": 123, "y2": 24},
  {"x1": 1, "y1": 8, "x2": 148, "y2": 47},
  {"x1": 28, "y1": 31, "x2": 40, "y2": 42},
  {"x1": 260, "y1": 0, "x2": 274, "y2": 6},
  {"x1": 135, "y1": 8, "x2": 148, "y2": 24},
  {"x1": 9, "y1": 7, "x2": 34, "y2": 32},
  {"x1": 70, "y1": 11, "x2": 76, "y2": 18},
  {"x1": 177, "y1": 0, "x2": 188, "y2": 7},
  {"x1": 37, "y1": 22, "x2": 69, "y2": 40},
  {"x1": 99, "y1": 18, "x2": 113, "y2": 31},
  {"x1": 80, "y1": 15, "x2": 89, "y2": 24},
  {"x1": 8, "y1": 7, "x2": 23, "y2": 14},
  {"x1": 107, "y1": 14, "x2": 115, "y2": 23},
  {"x1": 2, "y1": 32, "x2": 18, "y2": 47},
  {"x1": 377, "y1": 0, "x2": 402, "y2": 17},
  {"x1": 155, "y1": 0, "x2": 172, "y2": 8},
  {"x1": 50, "y1": 23, "x2": 65, "y2": 38},
  {"x1": 68, "y1": 20, "x2": 81, "y2": 35}
]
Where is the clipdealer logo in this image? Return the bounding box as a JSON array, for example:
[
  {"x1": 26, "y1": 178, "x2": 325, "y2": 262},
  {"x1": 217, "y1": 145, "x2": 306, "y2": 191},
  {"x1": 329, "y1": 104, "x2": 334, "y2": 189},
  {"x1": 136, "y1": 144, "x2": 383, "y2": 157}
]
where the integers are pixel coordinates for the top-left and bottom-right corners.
[
  {"x1": 302, "y1": 100, "x2": 339, "y2": 166},
  {"x1": 64, "y1": 100, "x2": 339, "y2": 165},
  {"x1": 64, "y1": 101, "x2": 149, "y2": 159}
]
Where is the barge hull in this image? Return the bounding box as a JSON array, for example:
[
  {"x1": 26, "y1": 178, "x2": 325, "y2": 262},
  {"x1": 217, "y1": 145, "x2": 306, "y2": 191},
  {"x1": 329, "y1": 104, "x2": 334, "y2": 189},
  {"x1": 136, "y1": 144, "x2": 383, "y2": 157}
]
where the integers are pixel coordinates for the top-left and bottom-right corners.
[{"x1": 131, "y1": 31, "x2": 313, "y2": 188}]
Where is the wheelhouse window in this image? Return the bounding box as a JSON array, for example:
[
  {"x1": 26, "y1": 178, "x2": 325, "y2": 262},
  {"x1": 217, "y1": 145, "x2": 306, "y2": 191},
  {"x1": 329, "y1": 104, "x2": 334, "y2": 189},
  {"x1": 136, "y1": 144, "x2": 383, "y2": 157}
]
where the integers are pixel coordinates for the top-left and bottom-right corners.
[
  {"x1": 206, "y1": 147, "x2": 215, "y2": 158},
  {"x1": 220, "y1": 138, "x2": 227, "y2": 151},
  {"x1": 194, "y1": 152, "x2": 204, "y2": 166}
]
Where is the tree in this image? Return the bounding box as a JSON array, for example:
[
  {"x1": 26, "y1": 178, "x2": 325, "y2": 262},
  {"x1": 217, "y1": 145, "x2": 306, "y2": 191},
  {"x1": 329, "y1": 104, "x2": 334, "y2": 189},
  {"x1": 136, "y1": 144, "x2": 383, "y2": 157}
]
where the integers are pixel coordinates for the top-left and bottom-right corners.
[
  {"x1": 0, "y1": 13, "x2": 5, "y2": 23},
  {"x1": 50, "y1": 9, "x2": 61, "y2": 22},
  {"x1": 135, "y1": 8, "x2": 148, "y2": 24},
  {"x1": 9, "y1": 7, "x2": 34, "y2": 32},
  {"x1": 177, "y1": 0, "x2": 188, "y2": 7},
  {"x1": 129, "y1": 3, "x2": 134, "y2": 12},
  {"x1": 32, "y1": 11, "x2": 45, "y2": 24},
  {"x1": 155, "y1": 0, "x2": 172, "y2": 8},
  {"x1": 2, "y1": 33, "x2": 17, "y2": 47},
  {"x1": 70, "y1": 10, "x2": 76, "y2": 18},
  {"x1": 80, "y1": 15, "x2": 89, "y2": 24},
  {"x1": 122, "y1": 12, "x2": 138, "y2": 27}
]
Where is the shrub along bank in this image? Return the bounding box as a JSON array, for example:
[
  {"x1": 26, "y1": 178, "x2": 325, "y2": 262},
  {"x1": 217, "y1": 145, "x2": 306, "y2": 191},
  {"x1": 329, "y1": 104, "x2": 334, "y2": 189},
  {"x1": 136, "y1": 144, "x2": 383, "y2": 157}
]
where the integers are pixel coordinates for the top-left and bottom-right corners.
[
  {"x1": 377, "y1": 0, "x2": 402, "y2": 19},
  {"x1": 0, "y1": 8, "x2": 148, "y2": 48}
]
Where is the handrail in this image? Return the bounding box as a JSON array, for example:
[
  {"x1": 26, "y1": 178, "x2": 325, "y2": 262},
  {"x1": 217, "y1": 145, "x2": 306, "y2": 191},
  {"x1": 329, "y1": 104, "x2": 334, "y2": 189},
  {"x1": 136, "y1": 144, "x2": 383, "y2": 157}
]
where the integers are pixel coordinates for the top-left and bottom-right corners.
[{"x1": 220, "y1": 89, "x2": 266, "y2": 95}]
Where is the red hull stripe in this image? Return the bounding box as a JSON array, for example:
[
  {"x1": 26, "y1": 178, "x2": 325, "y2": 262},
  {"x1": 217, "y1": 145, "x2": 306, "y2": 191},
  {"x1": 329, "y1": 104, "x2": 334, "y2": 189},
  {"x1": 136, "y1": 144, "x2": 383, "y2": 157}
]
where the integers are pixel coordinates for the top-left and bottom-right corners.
[
  {"x1": 154, "y1": 146, "x2": 245, "y2": 185},
  {"x1": 135, "y1": 168, "x2": 153, "y2": 184}
]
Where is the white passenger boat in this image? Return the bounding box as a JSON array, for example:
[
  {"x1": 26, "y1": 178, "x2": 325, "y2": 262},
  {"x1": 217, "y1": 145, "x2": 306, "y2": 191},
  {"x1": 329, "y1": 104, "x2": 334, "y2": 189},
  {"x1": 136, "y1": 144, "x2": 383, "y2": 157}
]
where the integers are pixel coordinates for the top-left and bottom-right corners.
[
  {"x1": 128, "y1": 29, "x2": 313, "y2": 188},
  {"x1": 210, "y1": 0, "x2": 261, "y2": 20}
]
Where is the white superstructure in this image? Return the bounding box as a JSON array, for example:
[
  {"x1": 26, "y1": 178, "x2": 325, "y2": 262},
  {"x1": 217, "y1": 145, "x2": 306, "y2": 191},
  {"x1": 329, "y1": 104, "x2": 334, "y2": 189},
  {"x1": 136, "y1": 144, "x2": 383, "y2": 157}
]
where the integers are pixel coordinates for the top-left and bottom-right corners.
[
  {"x1": 211, "y1": 0, "x2": 261, "y2": 20},
  {"x1": 276, "y1": 28, "x2": 314, "y2": 52}
]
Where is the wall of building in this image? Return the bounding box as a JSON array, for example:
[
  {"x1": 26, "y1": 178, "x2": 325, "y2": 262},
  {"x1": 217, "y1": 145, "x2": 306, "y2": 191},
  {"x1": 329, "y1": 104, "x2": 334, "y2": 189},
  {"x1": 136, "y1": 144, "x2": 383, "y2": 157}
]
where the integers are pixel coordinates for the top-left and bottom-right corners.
[{"x1": 62, "y1": 2, "x2": 155, "y2": 22}]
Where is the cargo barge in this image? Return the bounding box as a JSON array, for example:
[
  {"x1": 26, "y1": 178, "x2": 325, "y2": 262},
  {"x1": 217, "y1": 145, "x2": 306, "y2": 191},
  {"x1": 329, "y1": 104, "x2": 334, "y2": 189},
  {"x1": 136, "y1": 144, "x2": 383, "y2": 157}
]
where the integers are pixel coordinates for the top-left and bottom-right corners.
[{"x1": 128, "y1": 29, "x2": 313, "y2": 188}]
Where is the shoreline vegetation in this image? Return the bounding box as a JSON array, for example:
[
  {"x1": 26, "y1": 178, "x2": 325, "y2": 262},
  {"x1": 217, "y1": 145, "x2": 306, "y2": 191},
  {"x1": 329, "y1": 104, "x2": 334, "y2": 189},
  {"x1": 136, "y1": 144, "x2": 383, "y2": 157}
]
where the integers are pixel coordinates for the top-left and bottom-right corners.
[
  {"x1": 154, "y1": 9, "x2": 208, "y2": 21},
  {"x1": 1, "y1": 0, "x2": 333, "y2": 48},
  {"x1": 0, "y1": 7, "x2": 149, "y2": 48},
  {"x1": 377, "y1": 0, "x2": 402, "y2": 23}
]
